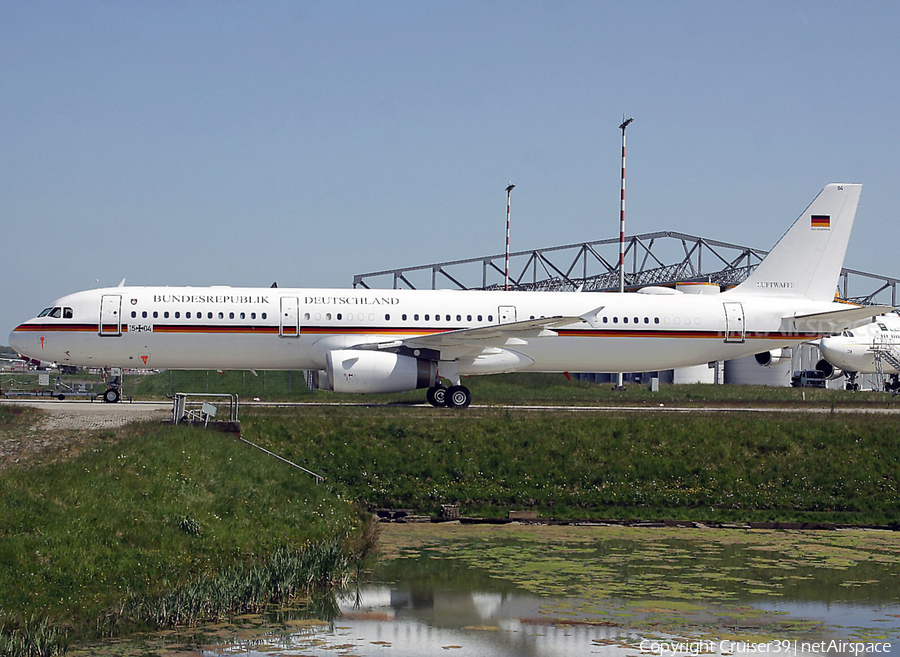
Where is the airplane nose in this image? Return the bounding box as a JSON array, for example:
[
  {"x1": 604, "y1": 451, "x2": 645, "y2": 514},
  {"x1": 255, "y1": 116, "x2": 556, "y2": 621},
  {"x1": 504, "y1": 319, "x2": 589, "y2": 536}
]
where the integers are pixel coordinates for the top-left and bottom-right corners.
[
  {"x1": 8, "y1": 325, "x2": 31, "y2": 358},
  {"x1": 818, "y1": 338, "x2": 845, "y2": 365}
]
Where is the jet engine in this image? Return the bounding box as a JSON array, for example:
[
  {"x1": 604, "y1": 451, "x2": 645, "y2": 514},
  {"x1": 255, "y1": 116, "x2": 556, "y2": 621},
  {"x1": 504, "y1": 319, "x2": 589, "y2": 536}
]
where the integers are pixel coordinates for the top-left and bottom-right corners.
[
  {"x1": 318, "y1": 350, "x2": 437, "y2": 394},
  {"x1": 754, "y1": 348, "x2": 791, "y2": 367},
  {"x1": 815, "y1": 358, "x2": 843, "y2": 380}
]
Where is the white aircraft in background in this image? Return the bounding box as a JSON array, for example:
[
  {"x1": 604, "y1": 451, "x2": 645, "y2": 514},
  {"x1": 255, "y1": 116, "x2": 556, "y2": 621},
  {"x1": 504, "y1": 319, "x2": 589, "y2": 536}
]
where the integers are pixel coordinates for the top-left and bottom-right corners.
[
  {"x1": 817, "y1": 312, "x2": 900, "y2": 391},
  {"x1": 9, "y1": 183, "x2": 890, "y2": 406}
]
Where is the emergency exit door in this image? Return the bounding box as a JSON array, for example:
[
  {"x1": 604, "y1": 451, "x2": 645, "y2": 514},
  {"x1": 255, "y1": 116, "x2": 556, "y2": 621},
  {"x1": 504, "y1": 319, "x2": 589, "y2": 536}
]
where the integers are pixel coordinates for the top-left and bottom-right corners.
[
  {"x1": 280, "y1": 297, "x2": 299, "y2": 337},
  {"x1": 498, "y1": 305, "x2": 517, "y2": 324},
  {"x1": 723, "y1": 301, "x2": 745, "y2": 343}
]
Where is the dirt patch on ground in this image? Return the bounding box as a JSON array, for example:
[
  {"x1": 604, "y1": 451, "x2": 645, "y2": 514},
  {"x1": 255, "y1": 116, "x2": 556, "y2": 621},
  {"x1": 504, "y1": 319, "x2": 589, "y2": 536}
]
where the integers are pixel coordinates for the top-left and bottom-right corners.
[{"x1": 0, "y1": 400, "x2": 170, "y2": 467}]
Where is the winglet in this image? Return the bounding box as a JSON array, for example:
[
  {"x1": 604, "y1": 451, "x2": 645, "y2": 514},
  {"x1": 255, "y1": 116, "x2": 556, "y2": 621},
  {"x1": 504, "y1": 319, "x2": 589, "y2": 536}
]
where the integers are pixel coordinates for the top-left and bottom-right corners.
[{"x1": 578, "y1": 306, "x2": 605, "y2": 328}]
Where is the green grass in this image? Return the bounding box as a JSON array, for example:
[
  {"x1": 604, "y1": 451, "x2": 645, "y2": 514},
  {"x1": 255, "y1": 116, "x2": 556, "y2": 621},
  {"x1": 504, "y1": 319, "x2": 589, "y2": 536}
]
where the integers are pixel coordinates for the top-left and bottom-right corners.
[
  {"x1": 0, "y1": 404, "x2": 37, "y2": 432},
  {"x1": 128, "y1": 369, "x2": 900, "y2": 407},
  {"x1": 243, "y1": 406, "x2": 900, "y2": 526},
  {"x1": 0, "y1": 419, "x2": 365, "y2": 651},
  {"x1": 130, "y1": 370, "x2": 314, "y2": 399}
]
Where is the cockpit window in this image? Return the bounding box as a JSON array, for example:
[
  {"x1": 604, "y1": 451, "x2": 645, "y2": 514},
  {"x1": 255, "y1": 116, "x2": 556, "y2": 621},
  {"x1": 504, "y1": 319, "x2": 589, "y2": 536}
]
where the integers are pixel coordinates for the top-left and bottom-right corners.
[{"x1": 36, "y1": 306, "x2": 72, "y2": 319}]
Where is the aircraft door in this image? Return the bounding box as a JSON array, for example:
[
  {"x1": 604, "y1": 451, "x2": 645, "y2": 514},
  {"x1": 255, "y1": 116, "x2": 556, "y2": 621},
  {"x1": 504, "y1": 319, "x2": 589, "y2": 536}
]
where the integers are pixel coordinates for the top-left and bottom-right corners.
[
  {"x1": 723, "y1": 301, "x2": 745, "y2": 343},
  {"x1": 99, "y1": 295, "x2": 122, "y2": 336},
  {"x1": 280, "y1": 297, "x2": 299, "y2": 337},
  {"x1": 498, "y1": 305, "x2": 517, "y2": 324}
]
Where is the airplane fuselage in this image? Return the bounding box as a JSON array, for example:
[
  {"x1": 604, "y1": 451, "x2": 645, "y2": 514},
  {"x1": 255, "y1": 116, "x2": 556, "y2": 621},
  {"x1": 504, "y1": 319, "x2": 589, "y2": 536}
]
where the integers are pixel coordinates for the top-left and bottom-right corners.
[
  {"x1": 10, "y1": 285, "x2": 839, "y2": 375},
  {"x1": 8, "y1": 185, "x2": 884, "y2": 405},
  {"x1": 818, "y1": 314, "x2": 900, "y2": 375}
]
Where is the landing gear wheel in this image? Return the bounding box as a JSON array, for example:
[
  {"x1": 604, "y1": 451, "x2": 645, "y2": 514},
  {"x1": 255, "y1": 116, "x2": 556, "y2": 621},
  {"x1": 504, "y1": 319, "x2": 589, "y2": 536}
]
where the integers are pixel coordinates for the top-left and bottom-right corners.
[
  {"x1": 103, "y1": 388, "x2": 120, "y2": 404},
  {"x1": 426, "y1": 385, "x2": 448, "y2": 407},
  {"x1": 446, "y1": 385, "x2": 471, "y2": 409}
]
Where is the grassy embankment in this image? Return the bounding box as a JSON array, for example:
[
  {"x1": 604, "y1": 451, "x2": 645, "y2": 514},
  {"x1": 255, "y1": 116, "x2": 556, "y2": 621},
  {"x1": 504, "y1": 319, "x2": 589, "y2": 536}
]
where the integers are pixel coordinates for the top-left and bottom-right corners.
[
  {"x1": 0, "y1": 405, "x2": 372, "y2": 656},
  {"x1": 241, "y1": 405, "x2": 900, "y2": 526}
]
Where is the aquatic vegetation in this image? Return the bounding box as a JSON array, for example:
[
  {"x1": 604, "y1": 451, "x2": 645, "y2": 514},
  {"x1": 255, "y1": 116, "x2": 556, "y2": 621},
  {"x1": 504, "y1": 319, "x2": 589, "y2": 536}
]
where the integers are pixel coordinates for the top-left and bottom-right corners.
[
  {"x1": 373, "y1": 524, "x2": 900, "y2": 639},
  {"x1": 0, "y1": 616, "x2": 67, "y2": 657},
  {"x1": 130, "y1": 542, "x2": 352, "y2": 629}
]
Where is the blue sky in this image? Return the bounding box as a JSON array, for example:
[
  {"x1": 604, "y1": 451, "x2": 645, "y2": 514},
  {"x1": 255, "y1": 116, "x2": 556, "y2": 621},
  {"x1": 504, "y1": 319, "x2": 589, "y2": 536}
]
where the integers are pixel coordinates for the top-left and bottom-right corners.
[{"x1": 3, "y1": 1, "x2": 899, "y2": 338}]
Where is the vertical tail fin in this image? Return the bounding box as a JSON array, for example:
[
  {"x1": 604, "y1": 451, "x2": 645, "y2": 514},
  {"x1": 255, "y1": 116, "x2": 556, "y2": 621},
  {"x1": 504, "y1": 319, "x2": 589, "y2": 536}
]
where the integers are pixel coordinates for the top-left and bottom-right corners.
[{"x1": 732, "y1": 183, "x2": 861, "y2": 301}]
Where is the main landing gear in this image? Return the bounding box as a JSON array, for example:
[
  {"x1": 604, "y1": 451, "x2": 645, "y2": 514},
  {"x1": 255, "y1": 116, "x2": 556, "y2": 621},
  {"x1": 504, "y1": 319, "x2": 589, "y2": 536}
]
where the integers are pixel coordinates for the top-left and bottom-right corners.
[{"x1": 426, "y1": 384, "x2": 472, "y2": 408}]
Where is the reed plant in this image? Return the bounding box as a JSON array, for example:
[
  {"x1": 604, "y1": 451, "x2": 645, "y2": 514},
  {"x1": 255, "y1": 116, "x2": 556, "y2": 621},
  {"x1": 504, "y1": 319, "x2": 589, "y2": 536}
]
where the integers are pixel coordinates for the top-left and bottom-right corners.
[
  {"x1": 130, "y1": 540, "x2": 351, "y2": 629},
  {"x1": 0, "y1": 616, "x2": 66, "y2": 657}
]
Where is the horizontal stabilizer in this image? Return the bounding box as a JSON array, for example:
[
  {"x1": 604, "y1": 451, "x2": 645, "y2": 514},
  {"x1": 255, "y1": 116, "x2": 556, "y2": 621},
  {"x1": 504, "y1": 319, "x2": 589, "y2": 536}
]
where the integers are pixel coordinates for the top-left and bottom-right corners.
[{"x1": 790, "y1": 305, "x2": 894, "y2": 333}]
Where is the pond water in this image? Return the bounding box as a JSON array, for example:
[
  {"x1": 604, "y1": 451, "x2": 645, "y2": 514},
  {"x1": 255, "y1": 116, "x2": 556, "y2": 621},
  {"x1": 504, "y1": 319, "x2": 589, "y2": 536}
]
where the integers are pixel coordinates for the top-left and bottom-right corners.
[{"x1": 73, "y1": 524, "x2": 900, "y2": 656}]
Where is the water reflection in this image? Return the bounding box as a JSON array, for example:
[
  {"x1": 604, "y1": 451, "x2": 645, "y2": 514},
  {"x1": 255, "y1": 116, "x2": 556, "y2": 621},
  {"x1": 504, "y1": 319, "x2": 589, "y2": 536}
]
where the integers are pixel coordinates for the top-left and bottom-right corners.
[
  {"x1": 199, "y1": 526, "x2": 900, "y2": 656},
  {"x1": 198, "y1": 582, "x2": 899, "y2": 657},
  {"x1": 77, "y1": 526, "x2": 900, "y2": 656},
  {"x1": 202, "y1": 586, "x2": 656, "y2": 656}
]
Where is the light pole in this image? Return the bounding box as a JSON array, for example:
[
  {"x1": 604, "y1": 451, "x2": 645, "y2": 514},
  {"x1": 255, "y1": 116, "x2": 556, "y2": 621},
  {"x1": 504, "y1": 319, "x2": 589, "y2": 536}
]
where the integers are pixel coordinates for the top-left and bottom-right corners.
[
  {"x1": 615, "y1": 116, "x2": 633, "y2": 390},
  {"x1": 618, "y1": 116, "x2": 633, "y2": 295},
  {"x1": 505, "y1": 183, "x2": 515, "y2": 291}
]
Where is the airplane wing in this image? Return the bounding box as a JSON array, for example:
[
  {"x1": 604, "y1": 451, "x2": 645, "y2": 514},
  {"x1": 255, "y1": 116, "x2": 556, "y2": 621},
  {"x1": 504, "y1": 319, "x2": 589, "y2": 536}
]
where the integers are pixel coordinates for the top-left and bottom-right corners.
[
  {"x1": 357, "y1": 306, "x2": 604, "y2": 355},
  {"x1": 790, "y1": 305, "x2": 895, "y2": 333}
]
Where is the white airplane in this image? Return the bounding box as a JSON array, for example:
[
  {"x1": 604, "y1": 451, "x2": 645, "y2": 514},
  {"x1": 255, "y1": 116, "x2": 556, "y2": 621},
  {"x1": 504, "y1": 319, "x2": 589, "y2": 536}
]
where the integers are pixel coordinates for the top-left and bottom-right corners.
[
  {"x1": 817, "y1": 311, "x2": 900, "y2": 391},
  {"x1": 9, "y1": 183, "x2": 889, "y2": 406}
]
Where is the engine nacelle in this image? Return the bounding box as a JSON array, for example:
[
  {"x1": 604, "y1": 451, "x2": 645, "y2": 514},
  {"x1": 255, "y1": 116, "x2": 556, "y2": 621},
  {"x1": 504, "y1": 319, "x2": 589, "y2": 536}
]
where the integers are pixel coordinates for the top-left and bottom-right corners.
[
  {"x1": 815, "y1": 358, "x2": 843, "y2": 380},
  {"x1": 754, "y1": 348, "x2": 791, "y2": 368},
  {"x1": 325, "y1": 350, "x2": 437, "y2": 394}
]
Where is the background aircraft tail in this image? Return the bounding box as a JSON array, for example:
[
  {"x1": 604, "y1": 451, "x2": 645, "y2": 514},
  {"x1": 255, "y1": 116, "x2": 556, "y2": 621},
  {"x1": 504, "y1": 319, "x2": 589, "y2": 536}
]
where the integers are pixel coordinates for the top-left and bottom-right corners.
[{"x1": 731, "y1": 183, "x2": 861, "y2": 301}]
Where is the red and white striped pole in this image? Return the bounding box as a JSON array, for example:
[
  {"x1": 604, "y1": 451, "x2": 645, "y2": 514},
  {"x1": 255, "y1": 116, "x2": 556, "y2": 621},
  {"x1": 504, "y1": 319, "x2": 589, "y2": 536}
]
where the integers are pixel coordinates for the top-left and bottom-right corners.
[
  {"x1": 618, "y1": 117, "x2": 633, "y2": 294},
  {"x1": 615, "y1": 117, "x2": 633, "y2": 391},
  {"x1": 505, "y1": 183, "x2": 515, "y2": 291}
]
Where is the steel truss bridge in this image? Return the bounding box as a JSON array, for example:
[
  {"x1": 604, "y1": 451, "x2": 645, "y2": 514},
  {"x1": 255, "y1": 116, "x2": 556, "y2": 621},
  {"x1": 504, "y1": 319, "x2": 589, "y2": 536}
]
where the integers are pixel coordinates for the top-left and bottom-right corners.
[{"x1": 353, "y1": 231, "x2": 899, "y2": 306}]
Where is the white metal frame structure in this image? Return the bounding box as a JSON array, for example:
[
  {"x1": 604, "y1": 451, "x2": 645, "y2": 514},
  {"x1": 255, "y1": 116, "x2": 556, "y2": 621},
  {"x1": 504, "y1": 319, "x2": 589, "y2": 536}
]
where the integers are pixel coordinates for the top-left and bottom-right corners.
[{"x1": 353, "y1": 231, "x2": 898, "y2": 306}]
